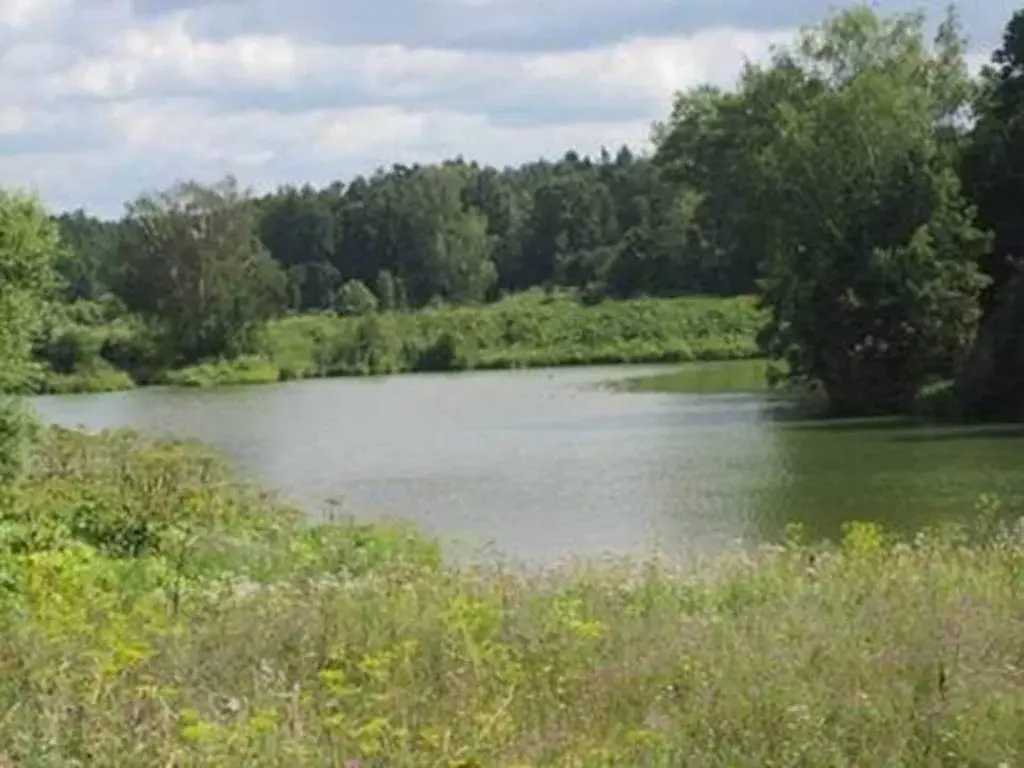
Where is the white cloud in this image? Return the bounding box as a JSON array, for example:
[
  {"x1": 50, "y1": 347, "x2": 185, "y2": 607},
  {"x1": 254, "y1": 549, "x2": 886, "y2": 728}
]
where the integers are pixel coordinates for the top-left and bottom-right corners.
[
  {"x1": 0, "y1": 106, "x2": 29, "y2": 133},
  {"x1": 0, "y1": 0, "x2": 70, "y2": 29},
  {"x1": 0, "y1": 0, "x2": 1006, "y2": 216}
]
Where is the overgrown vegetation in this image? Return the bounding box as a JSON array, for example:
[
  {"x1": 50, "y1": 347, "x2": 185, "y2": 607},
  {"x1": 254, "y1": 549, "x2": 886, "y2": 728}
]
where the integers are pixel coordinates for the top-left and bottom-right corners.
[
  {"x1": 262, "y1": 292, "x2": 761, "y2": 381},
  {"x1": 26, "y1": 293, "x2": 762, "y2": 390},
  {"x1": 616, "y1": 358, "x2": 771, "y2": 395},
  {"x1": 1, "y1": 427, "x2": 1024, "y2": 764}
]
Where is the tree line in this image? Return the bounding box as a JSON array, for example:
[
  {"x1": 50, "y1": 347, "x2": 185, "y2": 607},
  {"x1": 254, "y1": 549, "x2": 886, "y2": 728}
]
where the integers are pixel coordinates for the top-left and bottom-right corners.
[
  {"x1": 55, "y1": 144, "x2": 738, "y2": 311},
  {"x1": 8, "y1": 2, "x2": 1024, "y2": 419}
]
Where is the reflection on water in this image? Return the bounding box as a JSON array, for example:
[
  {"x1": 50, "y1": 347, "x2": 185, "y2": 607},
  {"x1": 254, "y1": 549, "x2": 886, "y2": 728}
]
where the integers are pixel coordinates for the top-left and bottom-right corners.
[{"x1": 30, "y1": 364, "x2": 1024, "y2": 564}]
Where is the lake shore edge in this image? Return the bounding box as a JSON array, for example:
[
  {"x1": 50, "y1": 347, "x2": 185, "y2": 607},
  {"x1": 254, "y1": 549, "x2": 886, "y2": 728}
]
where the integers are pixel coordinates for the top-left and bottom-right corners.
[
  {"x1": 2, "y1": 424, "x2": 1023, "y2": 764},
  {"x1": 28, "y1": 293, "x2": 765, "y2": 395}
]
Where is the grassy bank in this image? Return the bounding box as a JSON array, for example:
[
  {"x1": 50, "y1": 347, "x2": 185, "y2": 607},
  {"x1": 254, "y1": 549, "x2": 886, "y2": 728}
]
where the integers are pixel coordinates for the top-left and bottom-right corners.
[
  {"x1": 261, "y1": 293, "x2": 763, "y2": 383},
  {"x1": 616, "y1": 358, "x2": 772, "y2": 395},
  {"x1": 1, "y1": 426, "x2": 1023, "y2": 764},
  {"x1": 24, "y1": 293, "x2": 764, "y2": 392}
]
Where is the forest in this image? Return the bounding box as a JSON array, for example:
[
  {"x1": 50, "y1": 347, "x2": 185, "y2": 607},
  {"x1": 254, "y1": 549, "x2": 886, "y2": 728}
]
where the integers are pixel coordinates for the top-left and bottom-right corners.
[{"x1": 10, "y1": 5, "x2": 1022, "y2": 420}]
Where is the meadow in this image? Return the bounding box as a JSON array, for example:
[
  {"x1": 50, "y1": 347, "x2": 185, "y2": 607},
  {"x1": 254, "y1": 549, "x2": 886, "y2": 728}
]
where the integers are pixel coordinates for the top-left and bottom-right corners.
[
  {"x1": 1, "y1": 425, "x2": 1022, "y2": 765},
  {"x1": 26, "y1": 293, "x2": 764, "y2": 391}
]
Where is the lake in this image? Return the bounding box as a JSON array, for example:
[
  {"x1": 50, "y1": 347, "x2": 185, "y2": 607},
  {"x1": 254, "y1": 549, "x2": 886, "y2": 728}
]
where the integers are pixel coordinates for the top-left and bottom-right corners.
[{"x1": 30, "y1": 362, "x2": 1024, "y2": 565}]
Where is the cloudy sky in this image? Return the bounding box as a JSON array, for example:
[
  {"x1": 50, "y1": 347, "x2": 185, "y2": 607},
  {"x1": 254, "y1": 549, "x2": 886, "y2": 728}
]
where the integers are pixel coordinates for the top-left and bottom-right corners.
[{"x1": 0, "y1": 0, "x2": 1012, "y2": 216}]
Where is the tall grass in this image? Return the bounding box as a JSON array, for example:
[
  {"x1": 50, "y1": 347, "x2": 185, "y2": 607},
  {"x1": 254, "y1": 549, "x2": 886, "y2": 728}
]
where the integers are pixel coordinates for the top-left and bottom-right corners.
[
  {"x1": 161, "y1": 356, "x2": 281, "y2": 388},
  {"x1": 20, "y1": 294, "x2": 764, "y2": 392},
  {"x1": 0, "y1": 428, "x2": 1022, "y2": 764},
  {"x1": 263, "y1": 293, "x2": 764, "y2": 382}
]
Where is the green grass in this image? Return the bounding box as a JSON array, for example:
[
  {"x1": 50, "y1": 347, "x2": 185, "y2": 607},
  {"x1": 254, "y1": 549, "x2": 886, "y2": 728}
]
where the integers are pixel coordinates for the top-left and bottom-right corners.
[
  {"x1": 1, "y1": 426, "x2": 1023, "y2": 764},
  {"x1": 617, "y1": 358, "x2": 772, "y2": 395},
  {"x1": 35, "y1": 364, "x2": 137, "y2": 395},
  {"x1": 162, "y1": 356, "x2": 282, "y2": 388},
  {"x1": 12, "y1": 294, "x2": 765, "y2": 393},
  {"x1": 263, "y1": 293, "x2": 764, "y2": 381}
]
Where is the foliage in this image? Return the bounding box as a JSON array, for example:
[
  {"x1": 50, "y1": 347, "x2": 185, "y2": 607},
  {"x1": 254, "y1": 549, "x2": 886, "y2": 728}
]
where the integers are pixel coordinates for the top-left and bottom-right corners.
[
  {"x1": 956, "y1": 10, "x2": 1024, "y2": 419},
  {"x1": 955, "y1": 274, "x2": 1024, "y2": 419},
  {"x1": 961, "y1": 9, "x2": 1024, "y2": 308},
  {"x1": 113, "y1": 176, "x2": 288, "y2": 365},
  {"x1": 0, "y1": 426, "x2": 438, "y2": 574},
  {"x1": 53, "y1": 148, "x2": 750, "y2": 326},
  {"x1": 28, "y1": 304, "x2": 159, "y2": 393},
  {"x1": 336, "y1": 279, "x2": 380, "y2": 316},
  {"x1": 0, "y1": 189, "x2": 62, "y2": 394},
  {"x1": 263, "y1": 294, "x2": 764, "y2": 379},
  {"x1": 52, "y1": 210, "x2": 120, "y2": 301},
  {"x1": 667, "y1": 5, "x2": 989, "y2": 415},
  {"x1": 617, "y1": 359, "x2": 772, "y2": 395},
  {"x1": 0, "y1": 400, "x2": 39, "y2": 487},
  {"x1": 0, "y1": 189, "x2": 61, "y2": 483},
  {"x1": 9, "y1": 294, "x2": 761, "y2": 390},
  {"x1": 162, "y1": 356, "x2": 281, "y2": 388},
  {"x1": 36, "y1": 367, "x2": 136, "y2": 395},
  {"x1": 1, "y1": 429, "x2": 1024, "y2": 764}
]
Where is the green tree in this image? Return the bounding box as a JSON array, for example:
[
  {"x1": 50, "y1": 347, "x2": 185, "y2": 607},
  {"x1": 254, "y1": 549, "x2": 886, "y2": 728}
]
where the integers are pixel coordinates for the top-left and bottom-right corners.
[
  {"x1": 520, "y1": 169, "x2": 619, "y2": 290},
  {"x1": 462, "y1": 166, "x2": 531, "y2": 294},
  {"x1": 956, "y1": 9, "x2": 1024, "y2": 418},
  {"x1": 52, "y1": 209, "x2": 120, "y2": 301},
  {"x1": 961, "y1": 13, "x2": 1024, "y2": 307},
  {"x1": 114, "y1": 176, "x2": 287, "y2": 364},
  {"x1": 368, "y1": 164, "x2": 498, "y2": 304},
  {"x1": 429, "y1": 208, "x2": 497, "y2": 303},
  {"x1": 0, "y1": 190, "x2": 62, "y2": 482},
  {"x1": 654, "y1": 64, "x2": 821, "y2": 295},
  {"x1": 375, "y1": 269, "x2": 398, "y2": 311},
  {"x1": 752, "y1": 5, "x2": 989, "y2": 414},
  {"x1": 336, "y1": 279, "x2": 380, "y2": 316}
]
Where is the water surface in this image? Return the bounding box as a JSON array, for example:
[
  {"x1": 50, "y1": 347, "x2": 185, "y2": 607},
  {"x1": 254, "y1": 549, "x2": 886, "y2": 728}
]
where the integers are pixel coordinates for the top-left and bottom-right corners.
[{"x1": 31, "y1": 364, "x2": 1024, "y2": 564}]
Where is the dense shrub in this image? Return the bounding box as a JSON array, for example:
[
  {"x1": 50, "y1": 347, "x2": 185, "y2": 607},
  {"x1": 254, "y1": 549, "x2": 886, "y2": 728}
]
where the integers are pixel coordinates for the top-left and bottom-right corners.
[
  {"x1": 11, "y1": 294, "x2": 764, "y2": 391},
  {"x1": 0, "y1": 431, "x2": 1022, "y2": 765},
  {"x1": 263, "y1": 293, "x2": 764, "y2": 381}
]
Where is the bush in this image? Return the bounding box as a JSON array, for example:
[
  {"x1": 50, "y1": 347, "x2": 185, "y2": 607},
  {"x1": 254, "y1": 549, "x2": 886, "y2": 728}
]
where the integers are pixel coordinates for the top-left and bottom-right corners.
[
  {"x1": 37, "y1": 325, "x2": 103, "y2": 374},
  {"x1": 37, "y1": 366, "x2": 136, "y2": 395},
  {"x1": 914, "y1": 379, "x2": 961, "y2": 419},
  {"x1": 1, "y1": 455, "x2": 1024, "y2": 765},
  {"x1": 414, "y1": 330, "x2": 478, "y2": 371},
  {"x1": 99, "y1": 318, "x2": 166, "y2": 382},
  {"x1": 336, "y1": 279, "x2": 380, "y2": 316},
  {"x1": 1, "y1": 424, "x2": 1024, "y2": 763},
  {"x1": 0, "y1": 399, "x2": 38, "y2": 487},
  {"x1": 260, "y1": 294, "x2": 765, "y2": 382},
  {"x1": 163, "y1": 356, "x2": 281, "y2": 388},
  {"x1": 0, "y1": 426, "x2": 437, "y2": 571}
]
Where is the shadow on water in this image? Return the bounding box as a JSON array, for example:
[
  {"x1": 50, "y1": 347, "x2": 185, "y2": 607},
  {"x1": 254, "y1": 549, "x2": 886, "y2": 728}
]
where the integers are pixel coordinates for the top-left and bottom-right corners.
[
  {"x1": 891, "y1": 425, "x2": 1024, "y2": 443},
  {"x1": 766, "y1": 409, "x2": 1024, "y2": 442},
  {"x1": 772, "y1": 415, "x2": 922, "y2": 432},
  {"x1": 744, "y1": 407, "x2": 1024, "y2": 548}
]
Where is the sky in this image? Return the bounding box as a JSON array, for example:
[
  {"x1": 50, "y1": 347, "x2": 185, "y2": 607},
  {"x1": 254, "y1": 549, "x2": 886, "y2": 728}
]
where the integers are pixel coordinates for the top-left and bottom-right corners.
[{"x1": 0, "y1": 0, "x2": 1014, "y2": 216}]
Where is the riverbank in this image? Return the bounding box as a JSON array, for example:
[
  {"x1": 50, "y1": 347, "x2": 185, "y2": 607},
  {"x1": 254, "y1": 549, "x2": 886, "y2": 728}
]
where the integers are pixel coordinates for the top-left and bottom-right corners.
[
  {"x1": 2, "y1": 425, "x2": 1023, "y2": 764},
  {"x1": 28, "y1": 293, "x2": 764, "y2": 393},
  {"x1": 613, "y1": 357, "x2": 772, "y2": 395}
]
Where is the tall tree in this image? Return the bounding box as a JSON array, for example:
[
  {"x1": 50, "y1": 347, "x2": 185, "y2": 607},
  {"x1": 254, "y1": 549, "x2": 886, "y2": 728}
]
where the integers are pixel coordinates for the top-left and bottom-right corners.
[
  {"x1": 654, "y1": 63, "x2": 821, "y2": 295},
  {"x1": 961, "y1": 10, "x2": 1024, "y2": 307},
  {"x1": 114, "y1": 176, "x2": 287, "y2": 364},
  {"x1": 52, "y1": 209, "x2": 119, "y2": 301},
  {"x1": 955, "y1": 9, "x2": 1024, "y2": 418},
  {"x1": 0, "y1": 189, "x2": 62, "y2": 482},
  {"x1": 751, "y1": 5, "x2": 988, "y2": 414}
]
